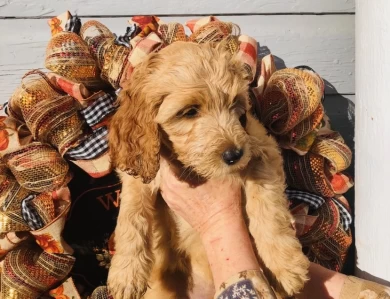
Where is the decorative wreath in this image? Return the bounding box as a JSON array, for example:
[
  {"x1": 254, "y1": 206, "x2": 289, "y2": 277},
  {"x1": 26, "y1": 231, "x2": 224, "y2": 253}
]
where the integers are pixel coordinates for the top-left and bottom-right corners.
[{"x1": 0, "y1": 12, "x2": 353, "y2": 298}]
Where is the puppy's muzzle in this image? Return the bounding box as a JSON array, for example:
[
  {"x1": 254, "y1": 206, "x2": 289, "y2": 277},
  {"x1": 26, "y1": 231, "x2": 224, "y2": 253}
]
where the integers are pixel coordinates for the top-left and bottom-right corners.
[{"x1": 222, "y1": 148, "x2": 244, "y2": 165}]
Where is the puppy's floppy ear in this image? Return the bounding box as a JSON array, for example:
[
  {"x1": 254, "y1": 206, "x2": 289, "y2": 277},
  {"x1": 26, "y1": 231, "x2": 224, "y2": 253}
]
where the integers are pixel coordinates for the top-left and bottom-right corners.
[{"x1": 109, "y1": 53, "x2": 162, "y2": 183}]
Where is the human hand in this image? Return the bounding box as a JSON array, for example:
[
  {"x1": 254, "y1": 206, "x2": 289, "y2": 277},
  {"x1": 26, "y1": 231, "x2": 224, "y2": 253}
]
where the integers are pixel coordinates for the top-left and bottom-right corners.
[
  {"x1": 159, "y1": 157, "x2": 243, "y2": 237},
  {"x1": 159, "y1": 157, "x2": 261, "y2": 289}
]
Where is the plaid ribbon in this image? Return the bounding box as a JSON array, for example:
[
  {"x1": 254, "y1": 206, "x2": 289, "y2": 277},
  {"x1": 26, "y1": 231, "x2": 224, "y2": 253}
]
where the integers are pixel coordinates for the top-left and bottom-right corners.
[
  {"x1": 286, "y1": 188, "x2": 352, "y2": 230},
  {"x1": 186, "y1": 16, "x2": 219, "y2": 33},
  {"x1": 21, "y1": 195, "x2": 44, "y2": 230},
  {"x1": 127, "y1": 32, "x2": 163, "y2": 69},
  {"x1": 285, "y1": 188, "x2": 325, "y2": 209},
  {"x1": 80, "y1": 92, "x2": 117, "y2": 127},
  {"x1": 65, "y1": 15, "x2": 82, "y2": 34},
  {"x1": 332, "y1": 198, "x2": 352, "y2": 231},
  {"x1": 114, "y1": 24, "x2": 138, "y2": 48},
  {"x1": 66, "y1": 126, "x2": 108, "y2": 160},
  {"x1": 236, "y1": 35, "x2": 258, "y2": 81},
  {"x1": 2, "y1": 102, "x2": 8, "y2": 114}
]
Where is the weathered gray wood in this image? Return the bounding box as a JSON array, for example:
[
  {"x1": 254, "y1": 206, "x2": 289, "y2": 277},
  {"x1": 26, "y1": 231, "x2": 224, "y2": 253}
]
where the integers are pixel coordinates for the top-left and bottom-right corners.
[
  {"x1": 0, "y1": 15, "x2": 354, "y2": 101},
  {"x1": 0, "y1": 0, "x2": 355, "y2": 18}
]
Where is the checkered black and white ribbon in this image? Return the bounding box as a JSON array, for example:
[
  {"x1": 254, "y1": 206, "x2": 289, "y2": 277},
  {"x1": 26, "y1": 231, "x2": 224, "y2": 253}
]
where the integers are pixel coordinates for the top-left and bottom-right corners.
[
  {"x1": 286, "y1": 188, "x2": 352, "y2": 231},
  {"x1": 80, "y1": 92, "x2": 117, "y2": 127},
  {"x1": 285, "y1": 189, "x2": 325, "y2": 209},
  {"x1": 114, "y1": 24, "x2": 138, "y2": 48},
  {"x1": 332, "y1": 198, "x2": 352, "y2": 231},
  {"x1": 66, "y1": 126, "x2": 108, "y2": 160},
  {"x1": 2, "y1": 102, "x2": 8, "y2": 114},
  {"x1": 65, "y1": 15, "x2": 82, "y2": 34},
  {"x1": 21, "y1": 195, "x2": 44, "y2": 230}
]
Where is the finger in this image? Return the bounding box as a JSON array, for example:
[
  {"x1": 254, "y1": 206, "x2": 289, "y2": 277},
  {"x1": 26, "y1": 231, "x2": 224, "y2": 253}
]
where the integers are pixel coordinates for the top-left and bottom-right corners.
[
  {"x1": 160, "y1": 156, "x2": 169, "y2": 171},
  {"x1": 160, "y1": 157, "x2": 175, "y2": 183}
]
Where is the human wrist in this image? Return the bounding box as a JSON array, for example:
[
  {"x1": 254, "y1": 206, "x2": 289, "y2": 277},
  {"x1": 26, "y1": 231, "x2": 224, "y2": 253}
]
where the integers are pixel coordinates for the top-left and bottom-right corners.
[
  {"x1": 199, "y1": 211, "x2": 260, "y2": 288},
  {"x1": 198, "y1": 209, "x2": 242, "y2": 241}
]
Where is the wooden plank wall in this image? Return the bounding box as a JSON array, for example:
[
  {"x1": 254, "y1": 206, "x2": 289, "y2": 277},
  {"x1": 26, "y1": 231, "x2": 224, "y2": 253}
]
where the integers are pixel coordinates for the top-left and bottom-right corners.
[
  {"x1": 1, "y1": 15, "x2": 355, "y2": 97},
  {"x1": 0, "y1": 0, "x2": 355, "y2": 16},
  {"x1": 0, "y1": 0, "x2": 356, "y2": 271}
]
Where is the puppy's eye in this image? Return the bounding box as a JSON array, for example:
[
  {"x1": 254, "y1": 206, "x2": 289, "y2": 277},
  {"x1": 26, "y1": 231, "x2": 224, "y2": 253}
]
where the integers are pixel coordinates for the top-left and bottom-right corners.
[
  {"x1": 184, "y1": 108, "x2": 198, "y2": 117},
  {"x1": 177, "y1": 106, "x2": 200, "y2": 118},
  {"x1": 239, "y1": 113, "x2": 247, "y2": 128}
]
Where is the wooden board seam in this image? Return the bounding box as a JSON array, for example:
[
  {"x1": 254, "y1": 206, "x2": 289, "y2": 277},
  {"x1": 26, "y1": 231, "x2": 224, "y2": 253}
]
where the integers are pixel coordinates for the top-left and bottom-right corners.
[{"x1": 0, "y1": 12, "x2": 356, "y2": 20}]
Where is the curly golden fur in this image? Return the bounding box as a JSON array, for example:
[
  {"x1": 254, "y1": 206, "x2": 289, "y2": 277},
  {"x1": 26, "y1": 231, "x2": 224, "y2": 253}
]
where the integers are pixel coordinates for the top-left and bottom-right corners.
[{"x1": 107, "y1": 41, "x2": 310, "y2": 299}]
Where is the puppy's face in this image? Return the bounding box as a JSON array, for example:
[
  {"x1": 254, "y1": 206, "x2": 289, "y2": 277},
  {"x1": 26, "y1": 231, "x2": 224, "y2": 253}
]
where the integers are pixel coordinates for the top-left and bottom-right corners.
[
  {"x1": 109, "y1": 41, "x2": 259, "y2": 182},
  {"x1": 152, "y1": 42, "x2": 253, "y2": 179}
]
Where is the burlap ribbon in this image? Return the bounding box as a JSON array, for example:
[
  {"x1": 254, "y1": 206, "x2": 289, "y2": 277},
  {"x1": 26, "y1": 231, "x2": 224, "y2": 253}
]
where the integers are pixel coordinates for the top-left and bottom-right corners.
[
  {"x1": 252, "y1": 56, "x2": 353, "y2": 197},
  {"x1": 289, "y1": 193, "x2": 352, "y2": 272}
]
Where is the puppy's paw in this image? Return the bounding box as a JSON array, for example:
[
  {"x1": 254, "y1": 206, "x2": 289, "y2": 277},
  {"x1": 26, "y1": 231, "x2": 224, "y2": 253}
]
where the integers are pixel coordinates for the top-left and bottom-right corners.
[
  {"x1": 107, "y1": 256, "x2": 149, "y2": 299},
  {"x1": 107, "y1": 271, "x2": 148, "y2": 299},
  {"x1": 274, "y1": 251, "x2": 310, "y2": 297}
]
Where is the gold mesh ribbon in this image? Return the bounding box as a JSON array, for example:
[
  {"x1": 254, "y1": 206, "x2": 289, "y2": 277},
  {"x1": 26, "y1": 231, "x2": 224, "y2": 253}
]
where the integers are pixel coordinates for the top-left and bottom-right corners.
[
  {"x1": 7, "y1": 87, "x2": 25, "y2": 122},
  {"x1": 252, "y1": 57, "x2": 353, "y2": 197},
  {"x1": 3, "y1": 143, "x2": 71, "y2": 193},
  {"x1": 9, "y1": 72, "x2": 63, "y2": 125},
  {"x1": 99, "y1": 39, "x2": 131, "y2": 89},
  {"x1": 189, "y1": 20, "x2": 241, "y2": 61},
  {"x1": 11, "y1": 71, "x2": 86, "y2": 154},
  {"x1": 0, "y1": 108, "x2": 72, "y2": 193},
  {"x1": 45, "y1": 31, "x2": 103, "y2": 89},
  {"x1": 90, "y1": 286, "x2": 110, "y2": 299},
  {"x1": 0, "y1": 232, "x2": 29, "y2": 258},
  {"x1": 1, "y1": 244, "x2": 75, "y2": 299},
  {"x1": 80, "y1": 20, "x2": 130, "y2": 89},
  {"x1": 158, "y1": 22, "x2": 188, "y2": 44},
  {"x1": 0, "y1": 167, "x2": 32, "y2": 233},
  {"x1": 80, "y1": 20, "x2": 115, "y2": 68}
]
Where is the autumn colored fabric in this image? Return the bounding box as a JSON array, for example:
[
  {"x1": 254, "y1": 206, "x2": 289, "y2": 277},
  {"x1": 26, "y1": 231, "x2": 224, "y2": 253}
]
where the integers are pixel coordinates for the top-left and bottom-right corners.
[
  {"x1": 47, "y1": 73, "x2": 92, "y2": 105},
  {"x1": 8, "y1": 71, "x2": 87, "y2": 155},
  {"x1": 0, "y1": 162, "x2": 74, "y2": 297},
  {"x1": 253, "y1": 55, "x2": 353, "y2": 198},
  {"x1": 0, "y1": 117, "x2": 75, "y2": 297},
  {"x1": 289, "y1": 194, "x2": 352, "y2": 272},
  {"x1": 80, "y1": 20, "x2": 130, "y2": 89},
  {"x1": 283, "y1": 129, "x2": 353, "y2": 197},
  {"x1": 3, "y1": 143, "x2": 71, "y2": 192},
  {"x1": 49, "y1": 277, "x2": 81, "y2": 299},
  {"x1": 0, "y1": 166, "x2": 32, "y2": 233},
  {"x1": 258, "y1": 68, "x2": 325, "y2": 149},
  {"x1": 0, "y1": 46, "x2": 112, "y2": 298},
  {"x1": 45, "y1": 30, "x2": 103, "y2": 90},
  {"x1": 48, "y1": 11, "x2": 73, "y2": 36},
  {"x1": 1, "y1": 244, "x2": 75, "y2": 299}
]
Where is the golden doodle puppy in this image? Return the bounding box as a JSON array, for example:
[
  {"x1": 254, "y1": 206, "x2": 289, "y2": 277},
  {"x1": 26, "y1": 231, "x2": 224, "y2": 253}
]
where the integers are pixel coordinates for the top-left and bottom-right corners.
[{"x1": 107, "y1": 41, "x2": 310, "y2": 299}]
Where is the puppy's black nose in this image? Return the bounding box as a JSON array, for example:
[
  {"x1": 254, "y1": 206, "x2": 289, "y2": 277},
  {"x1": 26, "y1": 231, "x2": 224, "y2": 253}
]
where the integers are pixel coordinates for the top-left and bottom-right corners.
[{"x1": 222, "y1": 148, "x2": 243, "y2": 165}]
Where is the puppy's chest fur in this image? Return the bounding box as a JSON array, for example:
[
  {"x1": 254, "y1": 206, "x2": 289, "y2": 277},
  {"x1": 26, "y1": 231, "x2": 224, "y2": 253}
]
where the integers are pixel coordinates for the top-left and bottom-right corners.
[{"x1": 146, "y1": 164, "x2": 273, "y2": 294}]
